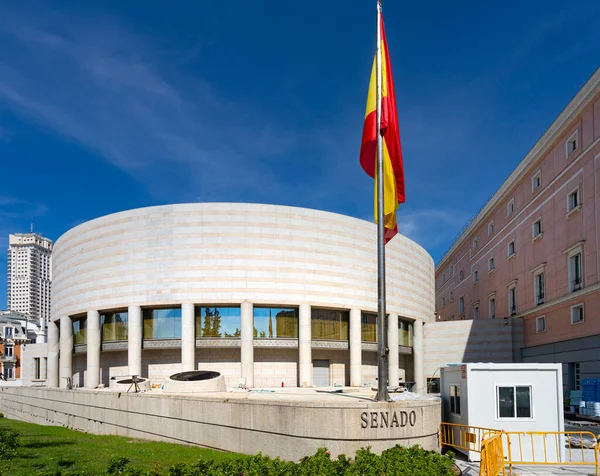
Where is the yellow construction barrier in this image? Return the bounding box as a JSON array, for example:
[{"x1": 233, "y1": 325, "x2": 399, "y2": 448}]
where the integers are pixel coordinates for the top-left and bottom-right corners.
[
  {"x1": 441, "y1": 423, "x2": 600, "y2": 476},
  {"x1": 502, "y1": 431, "x2": 600, "y2": 476},
  {"x1": 440, "y1": 422, "x2": 501, "y2": 455},
  {"x1": 479, "y1": 432, "x2": 505, "y2": 476}
]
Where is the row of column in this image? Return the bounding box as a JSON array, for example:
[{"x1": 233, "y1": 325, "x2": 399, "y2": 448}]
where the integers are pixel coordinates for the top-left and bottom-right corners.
[{"x1": 46, "y1": 303, "x2": 425, "y2": 392}]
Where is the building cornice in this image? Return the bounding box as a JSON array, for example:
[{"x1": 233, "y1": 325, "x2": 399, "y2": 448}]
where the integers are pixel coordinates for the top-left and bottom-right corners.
[{"x1": 437, "y1": 66, "x2": 600, "y2": 270}]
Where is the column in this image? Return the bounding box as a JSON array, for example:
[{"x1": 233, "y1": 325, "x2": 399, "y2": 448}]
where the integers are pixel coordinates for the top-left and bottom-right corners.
[
  {"x1": 388, "y1": 314, "x2": 399, "y2": 387},
  {"x1": 40, "y1": 356, "x2": 47, "y2": 380},
  {"x1": 86, "y1": 310, "x2": 100, "y2": 388},
  {"x1": 128, "y1": 305, "x2": 142, "y2": 377},
  {"x1": 298, "y1": 304, "x2": 312, "y2": 387},
  {"x1": 46, "y1": 320, "x2": 59, "y2": 387},
  {"x1": 349, "y1": 308, "x2": 362, "y2": 387},
  {"x1": 240, "y1": 301, "x2": 254, "y2": 387},
  {"x1": 59, "y1": 316, "x2": 73, "y2": 388},
  {"x1": 413, "y1": 319, "x2": 425, "y2": 393},
  {"x1": 181, "y1": 303, "x2": 195, "y2": 371}
]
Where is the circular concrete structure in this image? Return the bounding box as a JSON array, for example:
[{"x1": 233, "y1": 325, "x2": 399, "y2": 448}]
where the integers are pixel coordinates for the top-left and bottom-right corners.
[
  {"x1": 163, "y1": 370, "x2": 227, "y2": 393},
  {"x1": 48, "y1": 203, "x2": 434, "y2": 392}
]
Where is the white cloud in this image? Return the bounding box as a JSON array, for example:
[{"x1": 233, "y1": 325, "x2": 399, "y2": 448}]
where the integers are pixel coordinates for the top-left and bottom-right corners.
[
  {"x1": 397, "y1": 208, "x2": 471, "y2": 255},
  {"x1": 0, "y1": 7, "x2": 297, "y2": 202}
]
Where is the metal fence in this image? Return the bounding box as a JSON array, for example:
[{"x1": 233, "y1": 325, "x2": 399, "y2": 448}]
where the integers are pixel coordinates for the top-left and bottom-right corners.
[
  {"x1": 440, "y1": 423, "x2": 600, "y2": 476},
  {"x1": 479, "y1": 432, "x2": 506, "y2": 476}
]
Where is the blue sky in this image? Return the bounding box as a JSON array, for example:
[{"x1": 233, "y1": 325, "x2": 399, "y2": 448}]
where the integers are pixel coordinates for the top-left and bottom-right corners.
[{"x1": 1, "y1": 1, "x2": 599, "y2": 307}]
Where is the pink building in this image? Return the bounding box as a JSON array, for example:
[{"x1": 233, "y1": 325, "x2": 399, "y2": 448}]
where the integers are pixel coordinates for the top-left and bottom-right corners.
[{"x1": 435, "y1": 66, "x2": 600, "y2": 389}]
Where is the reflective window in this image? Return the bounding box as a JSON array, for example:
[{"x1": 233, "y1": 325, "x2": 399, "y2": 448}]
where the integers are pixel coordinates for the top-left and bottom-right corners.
[
  {"x1": 311, "y1": 309, "x2": 349, "y2": 340},
  {"x1": 195, "y1": 306, "x2": 241, "y2": 338},
  {"x1": 72, "y1": 316, "x2": 87, "y2": 345},
  {"x1": 361, "y1": 312, "x2": 377, "y2": 343},
  {"x1": 143, "y1": 308, "x2": 181, "y2": 339},
  {"x1": 497, "y1": 386, "x2": 532, "y2": 419},
  {"x1": 101, "y1": 311, "x2": 128, "y2": 342},
  {"x1": 253, "y1": 307, "x2": 298, "y2": 338},
  {"x1": 399, "y1": 319, "x2": 413, "y2": 347}
]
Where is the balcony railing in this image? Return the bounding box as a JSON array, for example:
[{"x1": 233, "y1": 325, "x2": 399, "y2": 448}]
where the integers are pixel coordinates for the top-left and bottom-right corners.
[
  {"x1": 510, "y1": 306, "x2": 516, "y2": 316},
  {"x1": 536, "y1": 294, "x2": 545, "y2": 305},
  {"x1": 572, "y1": 277, "x2": 582, "y2": 292},
  {"x1": 1, "y1": 355, "x2": 16, "y2": 363}
]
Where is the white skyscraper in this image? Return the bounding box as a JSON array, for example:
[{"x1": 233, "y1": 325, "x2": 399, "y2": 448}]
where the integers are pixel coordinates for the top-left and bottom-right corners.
[{"x1": 7, "y1": 233, "x2": 53, "y2": 327}]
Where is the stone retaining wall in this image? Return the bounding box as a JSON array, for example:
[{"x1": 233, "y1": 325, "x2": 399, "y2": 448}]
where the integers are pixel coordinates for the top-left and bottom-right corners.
[{"x1": 0, "y1": 387, "x2": 440, "y2": 461}]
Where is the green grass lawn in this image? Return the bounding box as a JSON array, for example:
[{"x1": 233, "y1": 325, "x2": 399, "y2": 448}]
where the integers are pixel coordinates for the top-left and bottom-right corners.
[{"x1": 0, "y1": 417, "x2": 241, "y2": 475}]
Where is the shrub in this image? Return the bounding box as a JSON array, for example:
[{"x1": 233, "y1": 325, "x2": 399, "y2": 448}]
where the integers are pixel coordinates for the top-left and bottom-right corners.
[
  {"x1": 157, "y1": 445, "x2": 454, "y2": 476},
  {"x1": 0, "y1": 427, "x2": 19, "y2": 461},
  {"x1": 106, "y1": 456, "x2": 142, "y2": 475}
]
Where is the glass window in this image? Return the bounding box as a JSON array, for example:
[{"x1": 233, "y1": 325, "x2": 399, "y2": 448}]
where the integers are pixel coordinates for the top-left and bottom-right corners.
[
  {"x1": 195, "y1": 306, "x2": 241, "y2": 338},
  {"x1": 361, "y1": 312, "x2": 377, "y2": 342},
  {"x1": 311, "y1": 308, "x2": 349, "y2": 340},
  {"x1": 4, "y1": 327, "x2": 13, "y2": 338},
  {"x1": 398, "y1": 319, "x2": 413, "y2": 347},
  {"x1": 254, "y1": 307, "x2": 298, "y2": 339},
  {"x1": 497, "y1": 386, "x2": 532, "y2": 419},
  {"x1": 568, "y1": 190, "x2": 579, "y2": 212},
  {"x1": 5, "y1": 345, "x2": 13, "y2": 357},
  {"x1": 450, "y1": 385, "x2": 461, "y2": 414},
  {"x1": 34, "y1": 358, "x2": 40, "y2": 379},
  {"x1": 72, "y1": 316, "x2": 87, "y2": 345},
  {"x1": 427, "y1": 378, "x2": 440, "y2": 394},
  {"x1": 101, "y1": 311, "x2": 128, "y2": 342},
  {"x1": 143, "y1": 307, "x2": 182, "y2": 339}
]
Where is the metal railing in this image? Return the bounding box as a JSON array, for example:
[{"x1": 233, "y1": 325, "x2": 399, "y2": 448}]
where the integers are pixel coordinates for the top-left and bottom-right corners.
[
  {"x1": 440, "y1": 422, "x2": 501, "y2": 454},
  {"x1": 480, "y1": 432, "x2": 506, "y2": 476},
  {"x1": 441, "y1": 423, "x2": 600, "y2": 476},
  {"x1": 503, "y1": 431, "x2": 600, "y2": 476}
]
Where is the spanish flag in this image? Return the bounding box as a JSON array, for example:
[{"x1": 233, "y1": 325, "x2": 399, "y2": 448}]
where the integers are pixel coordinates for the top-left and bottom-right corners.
[{"x1": 359, "y1": 15, "x2": 405, "y2": 243}]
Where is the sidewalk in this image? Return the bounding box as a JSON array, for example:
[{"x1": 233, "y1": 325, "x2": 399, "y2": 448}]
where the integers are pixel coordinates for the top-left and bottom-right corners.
[{"x1": 456, "y1": 460, "x2": 597, "y2": 475}]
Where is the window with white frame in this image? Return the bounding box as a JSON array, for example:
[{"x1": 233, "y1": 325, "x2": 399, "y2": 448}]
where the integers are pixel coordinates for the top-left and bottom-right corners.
[
  {"x1": 569, "y1": 252, "x2": 583, "y2": 292},
  {"x1": 459, "y1": 297, "x2": 464, "y2": 314},
  {"x1": 5, "y1": 345, "x2": 13, "y2": 357},
  {"x1": 449, "y1": 385, "x2": 461, "y2": 415},
  {"x1": 571, "y1": 303, "x2": 584, "y2": 324},
  {"x1": 567, "y1": 188, "x2": 580, "y2": 213},
  {"x1": 507, "y1": 198, "x2": 515, "y2": 216},
  {"x1": 534, "y1": 272, "x2": 545, "y2": 305},
  {"x1": 536, "y1": 315, "x2": 546, "y2": 333},
  {"x1": 449, "y1": 291, "x2": 454, "y2": 301},
  {"x1": 488, "y1": 221, "x2": 494, "y2": 236},
  {"x1": 473, "y1": 237, "x2": 478, "y2": 250},
  {"x1": 489, "y1": 257, "x2": 495, "y2": 271},
  {"x1": 497, "y1": 386, "x2": 532, "y2": 419},
  {"x1": 4, "y1": 327, "x2": 13, "y2": 339},
  {"x1": 459, "y1": 269, "x2": 464, "y2": 281},
  {"x1": 566, "y1": 130, "x2": 578, "y2": 157},
  {"x1": 442, "y1": 272, "x2": 446, "y2": 282},
  {"x1": 489, "y1": 296, "x2": 496, "y2": 319},
  {"x1": 442, "y1": 297, "x2": 446, "y2": 307},
  {"x1": 3, "y1": 368, "x2": 13, "y2": 380},
  {"x1": 473, "y1": 304, "x2": 480, "y2": 320},
  {"x1": 508, "y1": 240, "x2": 516, "y2": 257},
  {"x1": 532, "y1": 172, "x2": 541, "y2": 192},
  {"x1": 532, "y1": 218, "x2": 543, "y2": 239},
  {"x1": 508, "y1": 285, "x2": 517, "y2": 315},
  {"x1": 449, "y1": 265, "x2": 454, "y2": 275},
  {"x1": 473, "y1": 270, "x2": 479, "y2": 283}
]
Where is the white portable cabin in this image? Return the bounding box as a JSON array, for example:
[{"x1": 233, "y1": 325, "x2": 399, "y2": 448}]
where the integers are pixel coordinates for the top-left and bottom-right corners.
[{"x1": 441, "y1": 363, "x2": 564, "y2": 462}]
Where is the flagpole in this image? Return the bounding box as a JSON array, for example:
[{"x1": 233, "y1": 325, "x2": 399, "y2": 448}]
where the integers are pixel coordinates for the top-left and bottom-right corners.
[{"x1": 375, "y1": 0, "x2": 390, "y2": 402}]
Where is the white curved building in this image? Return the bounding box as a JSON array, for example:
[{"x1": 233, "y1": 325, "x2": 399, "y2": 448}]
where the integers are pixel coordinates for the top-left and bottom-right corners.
[{"x1": 45, "y1": 203, "x2": 434, "y2": 391}]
